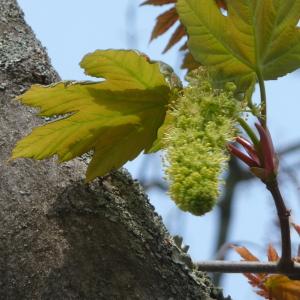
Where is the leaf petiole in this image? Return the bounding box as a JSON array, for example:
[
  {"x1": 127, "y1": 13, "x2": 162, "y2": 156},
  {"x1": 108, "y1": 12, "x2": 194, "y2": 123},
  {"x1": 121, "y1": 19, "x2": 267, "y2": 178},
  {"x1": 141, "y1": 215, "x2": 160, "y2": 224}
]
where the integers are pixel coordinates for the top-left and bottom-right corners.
[
  {"x1": 257, "y1": 72, "x2": 267, "y2": 127},
  {"x1": 237, "y1": 117, "x2": 259, "y2": 147}
]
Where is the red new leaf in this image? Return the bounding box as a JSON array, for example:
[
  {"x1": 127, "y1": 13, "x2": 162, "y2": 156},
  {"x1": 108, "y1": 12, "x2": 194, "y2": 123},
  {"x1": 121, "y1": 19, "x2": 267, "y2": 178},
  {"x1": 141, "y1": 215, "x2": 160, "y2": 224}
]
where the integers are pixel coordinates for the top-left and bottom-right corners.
[
  {"x1": 234, "y1": 245, "x2": 300, "y2": 300},
  {"x1": 141, "y1": 0, "x2": 228, "y2": 70}
]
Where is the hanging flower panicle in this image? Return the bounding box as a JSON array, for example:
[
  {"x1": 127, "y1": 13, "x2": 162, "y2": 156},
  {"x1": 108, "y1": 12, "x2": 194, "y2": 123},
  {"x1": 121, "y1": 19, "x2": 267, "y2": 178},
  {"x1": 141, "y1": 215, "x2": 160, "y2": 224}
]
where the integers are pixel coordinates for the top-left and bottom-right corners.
[{"x1": 164, "y1": 68, "x2": 243, "y2": 215}]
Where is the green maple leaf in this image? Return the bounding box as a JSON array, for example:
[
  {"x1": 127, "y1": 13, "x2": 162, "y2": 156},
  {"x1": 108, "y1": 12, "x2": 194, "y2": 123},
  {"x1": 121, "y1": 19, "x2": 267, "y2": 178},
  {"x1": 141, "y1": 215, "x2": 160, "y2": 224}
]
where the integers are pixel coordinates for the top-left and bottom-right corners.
[
  {"x1": 147, "y1": 112, "x2": 173, "y2": 153},
  {"x1": 12, "y1": 50, "x2": 171, "y2": 181},
  {"x1": 176, "y1": 0, "x2": 300, "y2": 90}
]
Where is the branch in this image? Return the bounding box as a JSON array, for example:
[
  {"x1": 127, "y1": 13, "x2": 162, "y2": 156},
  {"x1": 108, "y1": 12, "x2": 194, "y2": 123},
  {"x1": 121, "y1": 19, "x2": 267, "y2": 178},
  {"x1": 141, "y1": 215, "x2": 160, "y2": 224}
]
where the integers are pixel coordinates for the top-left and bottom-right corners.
[
  {"x1": 266, "y1": 179, "x2": 293, "y2": 269},
  {"x1": 197, "y1": 260, "x2": 300, "y2": 279}
]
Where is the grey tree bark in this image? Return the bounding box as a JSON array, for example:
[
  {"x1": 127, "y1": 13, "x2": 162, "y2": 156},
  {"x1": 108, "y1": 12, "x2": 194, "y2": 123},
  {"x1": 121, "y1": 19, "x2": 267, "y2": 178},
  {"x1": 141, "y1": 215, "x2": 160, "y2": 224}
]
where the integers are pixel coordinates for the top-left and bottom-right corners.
[{"x1": 0, "y1": 1, "x2": 230, "y2": 299}]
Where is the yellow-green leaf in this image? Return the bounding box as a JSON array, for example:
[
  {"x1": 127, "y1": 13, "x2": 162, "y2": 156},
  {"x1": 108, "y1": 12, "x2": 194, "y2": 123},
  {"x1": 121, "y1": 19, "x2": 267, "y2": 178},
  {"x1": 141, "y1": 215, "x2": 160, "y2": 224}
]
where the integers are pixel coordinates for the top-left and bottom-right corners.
[
  {"x1": 12, "y1": 50, "x2": 171, "y2": 181},
  {"x1": 176, "y1": 0, "x2": 300, "y2": 90},
  {"x1": 146, "y1": 112, "x2": 173, "y2": 153},
  {"x1": 266, "y1": 275, "x2": 300, "y2": 300}
]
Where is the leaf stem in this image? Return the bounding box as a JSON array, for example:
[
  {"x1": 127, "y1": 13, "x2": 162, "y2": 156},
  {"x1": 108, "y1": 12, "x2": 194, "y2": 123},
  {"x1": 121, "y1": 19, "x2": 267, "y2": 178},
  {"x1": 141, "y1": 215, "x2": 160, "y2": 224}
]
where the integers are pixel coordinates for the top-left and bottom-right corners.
[
  {"x1": 257, "y1": 73, "x2": 267, "y2": 127},
  {"x1": 265, "y1": 179, "x2": 293, "y2": 270},
  {"x1": 237, "y1": 117, "x2": 259, "y2": 146}
]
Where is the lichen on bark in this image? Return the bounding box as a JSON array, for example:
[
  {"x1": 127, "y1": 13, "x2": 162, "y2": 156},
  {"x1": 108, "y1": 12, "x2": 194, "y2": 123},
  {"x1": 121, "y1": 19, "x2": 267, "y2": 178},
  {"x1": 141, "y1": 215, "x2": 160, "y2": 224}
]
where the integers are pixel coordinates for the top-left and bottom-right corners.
[{"x1": 0, "y1": 1, "x2": 230, "y2": 299}]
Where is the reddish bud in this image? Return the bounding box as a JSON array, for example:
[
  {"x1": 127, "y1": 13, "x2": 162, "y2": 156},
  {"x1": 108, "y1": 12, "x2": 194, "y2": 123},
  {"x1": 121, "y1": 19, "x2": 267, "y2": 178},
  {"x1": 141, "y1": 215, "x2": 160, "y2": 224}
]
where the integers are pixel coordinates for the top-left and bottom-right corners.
[
  {"x1": 236, "y1": 137, "x2": 260, "y2": 165},
  {"x1": 255, "y1": 123, "x2": 278, "y2": 177},
  {"x1": 227, "y1": 144, "x2": 260, "y2": 168}
]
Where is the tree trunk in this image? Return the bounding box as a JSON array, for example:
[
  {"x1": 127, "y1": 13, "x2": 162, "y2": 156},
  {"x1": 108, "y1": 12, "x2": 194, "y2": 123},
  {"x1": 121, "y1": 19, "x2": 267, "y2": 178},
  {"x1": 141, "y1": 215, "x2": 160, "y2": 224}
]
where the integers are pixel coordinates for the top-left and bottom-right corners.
[{"x1": 0, "y1": 1, "x2": 230, "y2": 299}]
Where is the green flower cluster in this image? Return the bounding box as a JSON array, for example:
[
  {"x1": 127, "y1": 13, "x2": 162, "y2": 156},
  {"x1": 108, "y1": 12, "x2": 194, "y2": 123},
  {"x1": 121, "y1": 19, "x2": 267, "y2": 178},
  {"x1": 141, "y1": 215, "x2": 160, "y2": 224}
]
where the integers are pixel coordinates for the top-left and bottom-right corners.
[{"x1": 164, "y1": 69, "x2": 243, "y2": 216}]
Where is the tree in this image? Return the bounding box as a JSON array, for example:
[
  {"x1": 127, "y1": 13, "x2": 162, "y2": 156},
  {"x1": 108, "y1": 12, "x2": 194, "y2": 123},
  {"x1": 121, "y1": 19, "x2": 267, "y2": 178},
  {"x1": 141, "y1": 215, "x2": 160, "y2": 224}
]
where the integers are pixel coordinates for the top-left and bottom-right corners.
[{"x1": 0, "y1": 1, "x2": 229, "y2": 298}]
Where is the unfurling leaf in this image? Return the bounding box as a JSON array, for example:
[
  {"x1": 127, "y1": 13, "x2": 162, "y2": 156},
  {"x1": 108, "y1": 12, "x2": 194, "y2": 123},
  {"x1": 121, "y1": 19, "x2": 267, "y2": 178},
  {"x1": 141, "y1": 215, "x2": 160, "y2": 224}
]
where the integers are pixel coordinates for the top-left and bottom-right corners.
[
  {"x1": 141, "y1": 0, "x2": 197, "y2": 70},
  {"x1": 177, "y1": 0, "x2": 300, "y2": 91},
  {"x1": 234, "y1": 246, "x2": 260, "y2": 262},
  {"x1": 234, "y1": 245, "x2": 300, "y2": 300},
  {"x1": 12, "y1": 50, "x2": 172, "y2": 181},
  {"x1": 146, "y1": 110, "x2": 177, "y2": 153},
  {"x1": 150, "y1": 7, "x2": 179, "y2": 43},
  {"x1": 142, "y1": 0, "x2": 227, "y2": 71},
  {"x1": 181, "y1": 50, "x2": 200, "y2": 71}
]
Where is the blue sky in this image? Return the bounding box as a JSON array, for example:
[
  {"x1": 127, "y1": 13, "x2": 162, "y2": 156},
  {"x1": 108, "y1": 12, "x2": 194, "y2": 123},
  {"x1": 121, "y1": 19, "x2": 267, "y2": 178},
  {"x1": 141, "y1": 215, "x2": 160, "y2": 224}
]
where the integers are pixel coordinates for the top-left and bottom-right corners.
[{"x1": 17, "y1": 1, "x2": 300, "y2": 299}]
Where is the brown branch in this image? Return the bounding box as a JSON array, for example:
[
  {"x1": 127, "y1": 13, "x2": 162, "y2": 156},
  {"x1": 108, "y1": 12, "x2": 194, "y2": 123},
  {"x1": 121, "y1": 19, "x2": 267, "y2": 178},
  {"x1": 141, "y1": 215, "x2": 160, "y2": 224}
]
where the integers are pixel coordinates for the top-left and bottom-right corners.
[
  {"x1": 265, "y1": 179, "x2": 293, "y2": 270},
  {"x1": 196, "y1": 260, "x2": 300, "y2": 279}
]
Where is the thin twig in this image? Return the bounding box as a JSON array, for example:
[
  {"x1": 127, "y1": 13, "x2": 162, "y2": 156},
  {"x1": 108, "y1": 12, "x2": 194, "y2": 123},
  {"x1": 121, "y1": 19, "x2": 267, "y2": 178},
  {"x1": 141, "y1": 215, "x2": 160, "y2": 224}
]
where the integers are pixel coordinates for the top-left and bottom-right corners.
[{"x1": 196, "y1": 260, "x2": 300, "y2": 279}]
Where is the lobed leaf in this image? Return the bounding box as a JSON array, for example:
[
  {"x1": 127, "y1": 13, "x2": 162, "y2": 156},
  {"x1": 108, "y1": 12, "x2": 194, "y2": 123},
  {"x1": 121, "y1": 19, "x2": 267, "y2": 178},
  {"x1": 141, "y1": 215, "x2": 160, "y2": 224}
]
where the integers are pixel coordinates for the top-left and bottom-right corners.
[
  {"x1": 12, "y1": 50, "x2": 171, "y2": 181},
  {"x1": 176, "y1": 0, "x2": 300, "y2": 90}
]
